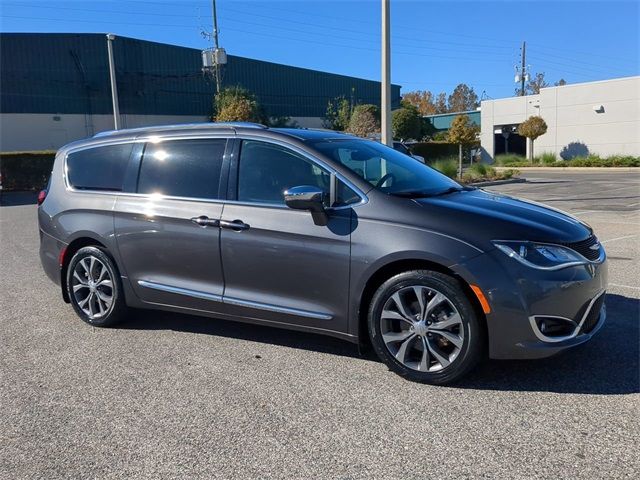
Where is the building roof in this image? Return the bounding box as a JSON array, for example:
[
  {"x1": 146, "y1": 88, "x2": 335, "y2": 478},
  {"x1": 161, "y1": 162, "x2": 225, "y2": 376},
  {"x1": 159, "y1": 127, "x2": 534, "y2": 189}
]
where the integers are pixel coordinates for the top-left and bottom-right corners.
[{"x1": 0, "y1": 33, "x2": 402, "y2": 118}]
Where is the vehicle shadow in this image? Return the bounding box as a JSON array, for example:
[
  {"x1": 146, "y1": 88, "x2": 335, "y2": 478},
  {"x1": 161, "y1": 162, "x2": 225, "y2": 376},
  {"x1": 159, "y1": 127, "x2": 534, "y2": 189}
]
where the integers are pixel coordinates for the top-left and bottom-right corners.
[
  {"x1": 457, "y1": 293, "x2": 639, "y2": 395},
  {"x1": 120, "y1": 293, "x2": 639, "y2": 395},
  {"x1": 122, "y1": 308, "x2": 363, "y2": 360}
]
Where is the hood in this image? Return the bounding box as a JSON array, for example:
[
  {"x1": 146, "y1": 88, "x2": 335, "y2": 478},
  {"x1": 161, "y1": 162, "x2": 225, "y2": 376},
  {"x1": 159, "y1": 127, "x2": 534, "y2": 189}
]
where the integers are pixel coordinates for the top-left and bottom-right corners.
[{"x1": 413, "y1": 189, "x2": 592, "y2": 246}]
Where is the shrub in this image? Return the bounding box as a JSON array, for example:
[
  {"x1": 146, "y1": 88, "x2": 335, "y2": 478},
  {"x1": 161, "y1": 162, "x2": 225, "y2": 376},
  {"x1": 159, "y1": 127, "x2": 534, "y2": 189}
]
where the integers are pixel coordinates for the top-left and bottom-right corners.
[
  {"x1": 560, "y1": 155, "x2": 639, "y2": 167},
  {"x1": 347, "y1": 104, "x2": 380, "y2": 137},
  {"x1": 432, "y1": 159, "x2": 458, "y2": 179},
  {"x1": 0, "y1": 151, "x2": 56, "y2": 191},
  {"x1": 468, "y1": 162, "x2": 488, "y2": 176},
  {"x1": 494, "y1": 154, "x2": 528, "y2": 166},
  {"x1": 324, "y1": 96, "x2": 351, "y2": 131},
  {"x1": 392, "y1": 107, "x2": 422, "y2": 140},
  {"x1": 538, "y1": 152, "x2": 557, "y2": 165},
  {"x1": 214, "y1": 86, "x2": 265, "y2": 123},
  {"x1": 501, "y1": 169, "x2": 519, "y2": 179}
]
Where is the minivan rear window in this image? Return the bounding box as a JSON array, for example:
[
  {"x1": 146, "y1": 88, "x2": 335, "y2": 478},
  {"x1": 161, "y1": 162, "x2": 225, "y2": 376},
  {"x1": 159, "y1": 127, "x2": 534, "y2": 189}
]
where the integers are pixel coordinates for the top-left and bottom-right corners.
[
  {"x1": 66, "y1": 143, "x2": 133, "y2": 191},
  {"x1": 137, "y1": 139, "x2": 226, "y2": 199}
]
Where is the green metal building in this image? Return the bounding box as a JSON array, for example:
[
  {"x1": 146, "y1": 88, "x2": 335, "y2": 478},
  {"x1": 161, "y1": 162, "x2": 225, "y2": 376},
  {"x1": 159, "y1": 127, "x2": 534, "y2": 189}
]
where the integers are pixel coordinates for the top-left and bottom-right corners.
[
  {"x1": 424, "y1": 110, "x2": 481, "y2": 133},
  {"x1": 1, "y1": 33, "x2": 401, "y2": 151}
]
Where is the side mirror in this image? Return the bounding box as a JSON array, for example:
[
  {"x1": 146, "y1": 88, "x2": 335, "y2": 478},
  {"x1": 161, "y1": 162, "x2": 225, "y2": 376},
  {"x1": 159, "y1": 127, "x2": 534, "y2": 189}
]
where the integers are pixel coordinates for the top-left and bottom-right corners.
[{"x1": 284, "y1": 185, "x2": 328, "y2": 226}]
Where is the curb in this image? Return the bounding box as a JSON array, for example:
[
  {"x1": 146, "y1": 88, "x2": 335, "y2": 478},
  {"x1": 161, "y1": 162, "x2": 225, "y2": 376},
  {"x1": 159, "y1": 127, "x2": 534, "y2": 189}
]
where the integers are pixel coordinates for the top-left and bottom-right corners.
[
  {"x1": 494, "y1": 166, "x2": 639, "y2": 172},
  {"x1": 469, "y1": 178, "x2": 526, "y2": 187}
]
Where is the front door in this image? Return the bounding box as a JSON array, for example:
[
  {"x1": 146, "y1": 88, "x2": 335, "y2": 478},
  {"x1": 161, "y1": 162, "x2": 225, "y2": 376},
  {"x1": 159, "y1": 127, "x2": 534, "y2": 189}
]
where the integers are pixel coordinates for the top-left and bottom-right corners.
[
  {"x1": 114, "y1": 137, "x2": 229, "y2": 312},
  {"x1": 219, "y1": 139, "x2": 354, "y2": 333}
]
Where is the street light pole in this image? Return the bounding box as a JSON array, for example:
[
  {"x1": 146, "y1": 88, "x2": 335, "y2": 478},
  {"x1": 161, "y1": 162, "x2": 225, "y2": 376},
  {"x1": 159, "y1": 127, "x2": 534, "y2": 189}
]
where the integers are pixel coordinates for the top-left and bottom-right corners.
[
  {"x1": 106, "y1": 34, "x2": 121, "y2": 130},
  {"x1": 381, "y1": 0, "x2": 392, "y2": 147}
]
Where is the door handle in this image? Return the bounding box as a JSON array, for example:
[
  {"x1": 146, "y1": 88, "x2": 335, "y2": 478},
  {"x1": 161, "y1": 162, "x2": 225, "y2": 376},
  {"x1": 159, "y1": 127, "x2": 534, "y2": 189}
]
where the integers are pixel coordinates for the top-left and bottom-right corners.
[
  {"x1": 220, "y1": 219, "x2": 250, "y2": 231},
  {"x1": 190, "y1": 216, "x2": 219, "y2": 227}
]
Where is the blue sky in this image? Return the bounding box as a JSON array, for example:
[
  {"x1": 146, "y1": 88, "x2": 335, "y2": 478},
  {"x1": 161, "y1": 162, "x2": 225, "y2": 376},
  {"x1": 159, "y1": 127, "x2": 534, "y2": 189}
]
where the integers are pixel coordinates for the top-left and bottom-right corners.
[{"x1": 2, "y1": 0, "x2": 638, "y2": 99}]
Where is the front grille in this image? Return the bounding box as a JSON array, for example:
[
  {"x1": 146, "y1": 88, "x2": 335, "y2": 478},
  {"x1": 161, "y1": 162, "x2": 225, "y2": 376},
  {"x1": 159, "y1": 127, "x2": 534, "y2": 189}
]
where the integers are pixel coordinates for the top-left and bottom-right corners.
[
  {"x1": 561, "y1": 235, "x2": 601, "y2": 261},
  {"x1": 579, "y1": 294, "x2": 605, "y2": 333}
]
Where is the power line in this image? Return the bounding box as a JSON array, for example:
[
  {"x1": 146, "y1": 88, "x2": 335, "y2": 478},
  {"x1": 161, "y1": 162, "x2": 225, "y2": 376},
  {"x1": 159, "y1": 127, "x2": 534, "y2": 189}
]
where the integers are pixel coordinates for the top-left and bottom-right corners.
[
  {"x1": 0, "y1": 15, "x2": 512, "y2": 64},
  {"x1": 1, "y1": 2, "x2": 516, "y2": 56}
]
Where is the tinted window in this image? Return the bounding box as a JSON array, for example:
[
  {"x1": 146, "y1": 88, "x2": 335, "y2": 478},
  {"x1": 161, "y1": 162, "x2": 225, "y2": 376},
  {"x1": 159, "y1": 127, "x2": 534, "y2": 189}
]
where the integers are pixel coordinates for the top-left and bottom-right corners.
[
  {"x1": 336, "y1": 180, "x2": 361, "y2": 206},
  {"x1": 310, "y1": 139, "x2": 460, "y2": 197},
  {"x1": 67, "y1": 143, "x2": 133, "y2": 191},
  {"x1": 238, "y1": 140, "x2": 330, "y2": 205},
  {"x1": 138, "y1": 139, "x2": 226, "y2": 199}
]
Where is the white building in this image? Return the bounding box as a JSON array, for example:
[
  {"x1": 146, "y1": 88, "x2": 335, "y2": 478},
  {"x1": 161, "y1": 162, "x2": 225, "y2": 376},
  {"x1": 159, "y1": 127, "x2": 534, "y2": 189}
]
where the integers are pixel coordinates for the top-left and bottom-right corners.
[{"x1": 480, "y1": 76, "x2": 640, "y2": 161}]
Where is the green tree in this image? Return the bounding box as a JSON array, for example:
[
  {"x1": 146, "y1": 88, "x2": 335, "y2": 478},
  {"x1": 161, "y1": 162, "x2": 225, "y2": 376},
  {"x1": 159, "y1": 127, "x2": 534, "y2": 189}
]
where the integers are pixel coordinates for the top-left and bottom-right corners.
[
  {"x1": 324, "y1": 96, "x2": 352, "y2": 131},
  {"x1": 447, "y1": 84, "x2": 479, "y2": 112},
  {"x1": 214, "y1": 86, "x2": 264, "y2": 123},
  {"x1": 392, "y1": 103, "x2": 422, "y2": 140},
  {"x1": 347, "y1": 104, "x2": 380, "y2": 137},
  {"x1": 447, "y1": 114, "x2": 480, "y2": 177},
  {"x1": 517, "y1": 115, "x2": 548, "y2": 161},
  {"x1": 555, "y1": 78, "x2": 567, "y2": 86}
]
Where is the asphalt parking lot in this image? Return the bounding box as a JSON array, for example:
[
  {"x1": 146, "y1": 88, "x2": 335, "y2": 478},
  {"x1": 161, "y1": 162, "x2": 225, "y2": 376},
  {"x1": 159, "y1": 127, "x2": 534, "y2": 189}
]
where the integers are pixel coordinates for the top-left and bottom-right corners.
[{"x1": 1, "y1": 170, "x2": 638, "y2": 479}]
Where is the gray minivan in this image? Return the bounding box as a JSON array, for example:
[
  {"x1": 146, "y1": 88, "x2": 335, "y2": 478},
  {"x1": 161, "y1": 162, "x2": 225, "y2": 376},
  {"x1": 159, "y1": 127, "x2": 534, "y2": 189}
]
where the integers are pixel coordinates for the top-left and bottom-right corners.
[{"x1": 39, "y1": 123, "x2": 607, "y2": 384}]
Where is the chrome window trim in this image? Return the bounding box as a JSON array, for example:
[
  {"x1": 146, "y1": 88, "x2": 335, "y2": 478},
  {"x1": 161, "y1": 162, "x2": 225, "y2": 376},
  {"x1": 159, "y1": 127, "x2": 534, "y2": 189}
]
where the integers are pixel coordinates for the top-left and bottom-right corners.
[
  {"x1": 62, "y1": 134, "x2": 232, "y2": 198},
  {"x1": 528, "y1": 290, "x2": 606, "y2": 343},
  {"x1": 62, "y1": 132, "x2": 368, "y2": 210},
  {"x1": 137, "y1": 280, "x2": 332, "y2": 320}
]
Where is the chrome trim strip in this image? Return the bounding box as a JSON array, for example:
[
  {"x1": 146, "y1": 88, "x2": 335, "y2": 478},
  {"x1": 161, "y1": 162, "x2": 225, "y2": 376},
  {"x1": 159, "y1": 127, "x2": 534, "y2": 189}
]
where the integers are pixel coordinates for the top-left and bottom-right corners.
[
  {"x1": 62, "y1": 133, "x2": 369, "y2": 210},
  {"x1": 223, "y1": 296, "x2": 333, "y2": 320},
  {"x1": 528, "y1": 290, "x2": 606, "y2": 343},
  {"x1": 137, "y1": 280, "x2": 223, "y2": 302},
  {"x1": 137, "y1": 280, "x2": 332, "y2": 320}
]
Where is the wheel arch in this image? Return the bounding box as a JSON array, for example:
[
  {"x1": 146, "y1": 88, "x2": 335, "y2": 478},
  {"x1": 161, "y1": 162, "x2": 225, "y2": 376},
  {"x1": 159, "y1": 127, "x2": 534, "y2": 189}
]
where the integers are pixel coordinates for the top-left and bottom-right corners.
[
  {"x1": 60, "y1": 236, "x2": 107, "y2": 303},
  {"x1": 355, "y1": 258, "x2": 488, "y2": 355}
]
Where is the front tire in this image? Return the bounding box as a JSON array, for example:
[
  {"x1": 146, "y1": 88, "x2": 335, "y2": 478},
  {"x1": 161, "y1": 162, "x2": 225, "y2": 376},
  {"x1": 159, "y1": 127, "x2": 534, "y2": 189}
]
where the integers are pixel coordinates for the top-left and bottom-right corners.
[
  {"x1": 66, "y1": 246, "x2": 128, "y2": 327},
  {"x1": 368, "y1": 270, "x2": 484, "y2": 385}
]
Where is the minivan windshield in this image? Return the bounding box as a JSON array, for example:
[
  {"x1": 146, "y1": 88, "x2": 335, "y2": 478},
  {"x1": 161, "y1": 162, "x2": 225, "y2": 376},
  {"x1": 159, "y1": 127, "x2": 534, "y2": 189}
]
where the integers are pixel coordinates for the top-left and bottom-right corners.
[{"x1": 309, "y1": 138, "x2": 462, "y2": 197}]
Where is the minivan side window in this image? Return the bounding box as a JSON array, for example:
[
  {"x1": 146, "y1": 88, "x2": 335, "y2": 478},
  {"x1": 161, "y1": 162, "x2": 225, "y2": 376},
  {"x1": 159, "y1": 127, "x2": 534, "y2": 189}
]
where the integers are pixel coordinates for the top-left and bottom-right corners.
[
  {"x1": 137, "y1": 139, "x2": 226, "y2": 199},
  {"x1": 237, "y1": 140, "x2": 330, "y2": 205},
  {"x1": 67, "y1": 143, "x2": 133, "y2": 191}
]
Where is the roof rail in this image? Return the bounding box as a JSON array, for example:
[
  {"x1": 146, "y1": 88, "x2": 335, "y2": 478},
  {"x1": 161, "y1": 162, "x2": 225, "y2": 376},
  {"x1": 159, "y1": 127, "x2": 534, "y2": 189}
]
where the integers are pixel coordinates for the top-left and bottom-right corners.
[
  {"x1": 93, "y1": 122, "x2": 268, "y2": 138},
  {"x1": 214, "y1": 122, "x2": 268, "y2": 129}
]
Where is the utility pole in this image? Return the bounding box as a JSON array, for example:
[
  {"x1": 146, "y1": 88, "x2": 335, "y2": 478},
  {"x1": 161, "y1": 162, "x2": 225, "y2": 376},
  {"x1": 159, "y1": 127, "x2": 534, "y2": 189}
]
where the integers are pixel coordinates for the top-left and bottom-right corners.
[
  {"x1": 211, "y1": 0, "x2": 221, "y2": 93},
  {"x1": 520, "y1": 41, "x2": 526, "y2": 96},
  {"x1": 106, "y1": 33, "x2": 121, "y2": 130},
  {"x1": 381, "y1": 0, "x2": 392, "y2": 146}
]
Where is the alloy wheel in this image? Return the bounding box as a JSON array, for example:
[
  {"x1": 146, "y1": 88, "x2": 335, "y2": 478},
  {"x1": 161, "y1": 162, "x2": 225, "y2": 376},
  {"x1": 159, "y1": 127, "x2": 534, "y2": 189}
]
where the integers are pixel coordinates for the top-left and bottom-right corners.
[
  {"x1": 380, "y1": 286, "x2": 464, "y2": 372},
  {"x1": 71, "y1": 256, "x2": 114, "y2": 320}
]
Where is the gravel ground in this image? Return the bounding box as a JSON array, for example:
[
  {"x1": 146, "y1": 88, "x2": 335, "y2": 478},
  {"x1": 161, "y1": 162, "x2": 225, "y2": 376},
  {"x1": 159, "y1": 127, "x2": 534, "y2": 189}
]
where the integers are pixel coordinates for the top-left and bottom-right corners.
[{"x1": 1, "y1": 170, "x2": 638, "y2": 479}]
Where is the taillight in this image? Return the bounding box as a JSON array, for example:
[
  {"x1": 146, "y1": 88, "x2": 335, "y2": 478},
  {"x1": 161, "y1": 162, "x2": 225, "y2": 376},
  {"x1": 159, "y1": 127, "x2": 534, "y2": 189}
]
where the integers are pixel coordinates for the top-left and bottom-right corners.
[{"x1": 37, "y1": 189, "x2": 47, "y2": 206}]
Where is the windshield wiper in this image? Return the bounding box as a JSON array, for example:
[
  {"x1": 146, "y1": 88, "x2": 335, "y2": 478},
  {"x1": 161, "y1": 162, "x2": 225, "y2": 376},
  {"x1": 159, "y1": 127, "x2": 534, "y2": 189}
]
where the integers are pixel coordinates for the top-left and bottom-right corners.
[
  {"x1": 392, "y1": 186, "x2": 464, "y2": 198},
  {"x1": 430, "y1": 186, "x2": 465, "y2": 197}
]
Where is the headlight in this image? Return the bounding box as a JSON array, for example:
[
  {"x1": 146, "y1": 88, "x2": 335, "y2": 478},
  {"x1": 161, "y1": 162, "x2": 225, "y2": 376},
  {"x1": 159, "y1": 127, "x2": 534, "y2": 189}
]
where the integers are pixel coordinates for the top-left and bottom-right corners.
[{"x1": 493, "y1": 241, "x2": 588, "y2": 270}]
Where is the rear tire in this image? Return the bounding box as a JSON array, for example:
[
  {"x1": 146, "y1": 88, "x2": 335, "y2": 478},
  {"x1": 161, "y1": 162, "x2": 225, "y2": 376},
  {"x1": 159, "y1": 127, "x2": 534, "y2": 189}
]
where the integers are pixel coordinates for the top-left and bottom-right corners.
[
  {"x1": 368, "y1": 270, "x2": 484, "y2": 385},
  {"x1": 66, "y1": 246, "x2": 128, "y2": 327}
]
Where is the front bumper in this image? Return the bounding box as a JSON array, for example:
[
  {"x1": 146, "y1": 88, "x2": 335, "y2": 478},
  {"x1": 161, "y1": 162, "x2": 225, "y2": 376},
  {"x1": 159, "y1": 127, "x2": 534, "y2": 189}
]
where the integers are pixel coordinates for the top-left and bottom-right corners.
[{"x1": 454, "y1": 248, "x2": 608, "y2": 360}]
